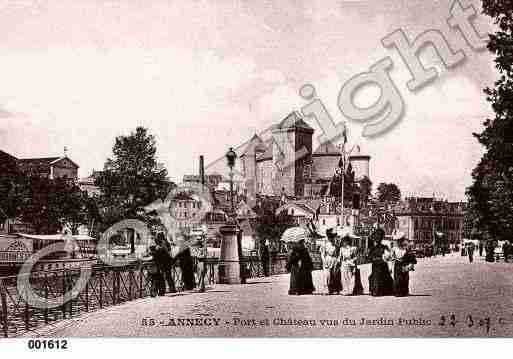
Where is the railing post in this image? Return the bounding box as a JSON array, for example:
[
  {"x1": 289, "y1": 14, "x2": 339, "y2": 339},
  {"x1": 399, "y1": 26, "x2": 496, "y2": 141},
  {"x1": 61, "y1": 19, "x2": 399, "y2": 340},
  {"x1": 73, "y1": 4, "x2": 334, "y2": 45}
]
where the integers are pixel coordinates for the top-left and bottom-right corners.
[
  {"x1": 24, "y1": 298, "x2": 29, "y2": 331},
  {"x1": 0, "y1": 279, "x2": 9, "y2": 338},
  {"x1": 139, "y1": 267, "x2": 143, "y2": 298},
  {"x1": 68, "y1": 272, "x2": 73, "y2": 317},
  {"x1": 61, "y1": 270, "x2": 67, "y2": 319},
  {"x1": 85, "y1": 279, "x2": 89, "y2": 313},
  {"x1": 128, "y1": 268, "x2": 132, "y2": 301},
  {"x1": 99, "y1": 272, "x2": 103, "y2": 309},
  {"x1": 44, "y1": 274, "x2": 49, "y2": 325},
  {"x1": 112, "y1": 270, "x2": 117, "y2": 305}
]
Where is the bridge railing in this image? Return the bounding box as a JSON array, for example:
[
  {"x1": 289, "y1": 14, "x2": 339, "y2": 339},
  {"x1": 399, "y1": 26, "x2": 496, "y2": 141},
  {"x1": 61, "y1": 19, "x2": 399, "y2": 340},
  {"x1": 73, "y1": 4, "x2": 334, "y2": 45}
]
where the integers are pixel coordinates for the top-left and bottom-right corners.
[{"x1": 0, "y1": 254, "x2": 303, "y2": 338}]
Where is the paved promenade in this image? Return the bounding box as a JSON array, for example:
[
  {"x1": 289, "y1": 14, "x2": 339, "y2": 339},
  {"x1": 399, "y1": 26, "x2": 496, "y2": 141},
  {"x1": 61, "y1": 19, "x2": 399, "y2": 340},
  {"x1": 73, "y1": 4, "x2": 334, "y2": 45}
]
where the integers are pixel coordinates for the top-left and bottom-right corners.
[{"x1": 29, "y1": 253, "x2": 513, "y2": 337}]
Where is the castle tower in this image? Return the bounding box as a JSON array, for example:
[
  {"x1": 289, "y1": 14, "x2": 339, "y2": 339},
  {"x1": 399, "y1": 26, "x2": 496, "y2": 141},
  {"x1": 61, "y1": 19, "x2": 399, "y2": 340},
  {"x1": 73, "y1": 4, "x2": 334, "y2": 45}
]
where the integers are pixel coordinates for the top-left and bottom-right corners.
[
  {"x1": 271, "y1": 112, "x2": 314, "y2": 197},
  {"x1": 349, "y1": 146, "x2": 371, "y2": 182},
  {"x1": 240, "y1": 134, "x2": 266, "y2": 202}
]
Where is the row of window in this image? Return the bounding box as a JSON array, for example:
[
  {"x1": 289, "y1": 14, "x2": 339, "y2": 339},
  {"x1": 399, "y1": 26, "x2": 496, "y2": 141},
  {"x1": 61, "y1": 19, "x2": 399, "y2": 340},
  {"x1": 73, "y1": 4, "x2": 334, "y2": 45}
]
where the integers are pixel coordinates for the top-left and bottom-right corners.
[{"x1": 174, "y1": 201, "x2": 202, "y2": 209}]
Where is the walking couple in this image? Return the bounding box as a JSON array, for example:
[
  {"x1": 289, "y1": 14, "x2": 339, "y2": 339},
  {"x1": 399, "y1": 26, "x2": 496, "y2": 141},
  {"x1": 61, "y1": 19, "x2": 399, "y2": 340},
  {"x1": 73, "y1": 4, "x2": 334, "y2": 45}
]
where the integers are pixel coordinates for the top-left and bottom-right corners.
[
  {"x1": 368, "y1": 228, "x2": 417, "y2": 297},
  {"x1": 321, "y1": 228, "x2": 364, "y2": 296},
  {"x1": 145, "y1": 231, "x2": 206, "y2": 296}
]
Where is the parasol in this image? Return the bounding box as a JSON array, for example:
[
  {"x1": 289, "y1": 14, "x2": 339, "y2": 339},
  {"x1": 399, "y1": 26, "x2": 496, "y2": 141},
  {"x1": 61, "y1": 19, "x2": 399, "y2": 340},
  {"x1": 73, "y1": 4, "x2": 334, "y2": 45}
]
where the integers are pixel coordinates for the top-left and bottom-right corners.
[{"x1": 280, "y1": 227, "x2": 308, "y2": 243}]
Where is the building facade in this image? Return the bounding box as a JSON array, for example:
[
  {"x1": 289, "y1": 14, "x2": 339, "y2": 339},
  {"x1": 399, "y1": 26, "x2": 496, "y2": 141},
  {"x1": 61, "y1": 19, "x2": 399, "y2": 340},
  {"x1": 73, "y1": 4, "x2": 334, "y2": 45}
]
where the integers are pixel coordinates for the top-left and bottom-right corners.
[{"x1": 393, "y1": 197, "x2": 465, "y2": 246}]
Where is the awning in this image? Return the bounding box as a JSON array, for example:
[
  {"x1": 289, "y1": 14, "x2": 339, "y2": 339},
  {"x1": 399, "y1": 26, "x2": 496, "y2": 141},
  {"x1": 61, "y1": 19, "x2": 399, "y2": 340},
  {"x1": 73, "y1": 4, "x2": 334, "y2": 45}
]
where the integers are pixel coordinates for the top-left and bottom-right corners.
[{"x1": 17, "y1": 233, "x2": 95, "y2": 241}]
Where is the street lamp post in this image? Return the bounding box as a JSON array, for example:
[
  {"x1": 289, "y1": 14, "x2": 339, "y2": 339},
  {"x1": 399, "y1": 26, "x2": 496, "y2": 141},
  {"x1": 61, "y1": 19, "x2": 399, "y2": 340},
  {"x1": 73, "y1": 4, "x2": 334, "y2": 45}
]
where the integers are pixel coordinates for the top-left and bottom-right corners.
[
  {"x1": 218, "y1": 147, "x2": 243, "y2": 284},
  {"x1": 226, "y1": 147, "x2": 237, "y2": 217}
]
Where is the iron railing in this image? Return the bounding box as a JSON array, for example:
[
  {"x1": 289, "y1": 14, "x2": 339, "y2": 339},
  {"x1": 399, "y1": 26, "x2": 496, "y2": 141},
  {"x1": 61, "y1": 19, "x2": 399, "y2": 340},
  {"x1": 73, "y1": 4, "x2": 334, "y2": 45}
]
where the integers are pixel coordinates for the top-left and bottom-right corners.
[{"x1": 0, "y1": 254, "x2": 297, "y2": 338}]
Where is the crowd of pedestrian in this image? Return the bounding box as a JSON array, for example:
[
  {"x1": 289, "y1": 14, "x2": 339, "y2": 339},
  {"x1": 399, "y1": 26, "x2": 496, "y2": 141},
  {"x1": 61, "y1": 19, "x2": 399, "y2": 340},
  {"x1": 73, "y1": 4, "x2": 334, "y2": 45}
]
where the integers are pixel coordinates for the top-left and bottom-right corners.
[{"x1": 285, "y1": 227, "x2": 417, "y2": 297}]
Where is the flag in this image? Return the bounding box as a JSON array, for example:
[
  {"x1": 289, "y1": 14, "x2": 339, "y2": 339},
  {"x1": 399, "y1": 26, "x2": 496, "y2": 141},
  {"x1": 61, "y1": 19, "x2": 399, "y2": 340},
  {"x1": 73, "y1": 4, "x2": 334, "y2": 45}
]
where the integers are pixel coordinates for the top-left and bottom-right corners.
[{"x1": 338, "y1": 155, "x2": 344, "y2": 169}]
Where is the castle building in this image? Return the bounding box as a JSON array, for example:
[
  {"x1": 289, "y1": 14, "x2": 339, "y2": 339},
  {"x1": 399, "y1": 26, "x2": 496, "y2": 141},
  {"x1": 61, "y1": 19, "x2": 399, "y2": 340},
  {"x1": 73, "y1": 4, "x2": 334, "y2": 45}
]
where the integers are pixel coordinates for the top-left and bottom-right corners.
[{"x1": 240, "y1": 111, "x2": 371, "y2": 199}]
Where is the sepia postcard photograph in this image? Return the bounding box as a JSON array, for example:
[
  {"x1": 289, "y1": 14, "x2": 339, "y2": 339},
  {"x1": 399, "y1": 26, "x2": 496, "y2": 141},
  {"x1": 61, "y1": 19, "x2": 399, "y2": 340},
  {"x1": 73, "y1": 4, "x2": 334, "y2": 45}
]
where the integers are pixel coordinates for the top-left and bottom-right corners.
[{"x1": 1, "y1": 0, "x2": 513, "y2": 346}]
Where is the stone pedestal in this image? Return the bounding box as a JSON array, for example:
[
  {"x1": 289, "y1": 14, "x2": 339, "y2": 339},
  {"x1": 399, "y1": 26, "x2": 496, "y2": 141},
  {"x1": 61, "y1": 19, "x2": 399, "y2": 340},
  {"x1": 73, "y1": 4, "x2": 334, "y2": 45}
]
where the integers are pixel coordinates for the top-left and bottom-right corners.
[{"x1": 218, "y1": 225, "x2": 243, "y2": 284}]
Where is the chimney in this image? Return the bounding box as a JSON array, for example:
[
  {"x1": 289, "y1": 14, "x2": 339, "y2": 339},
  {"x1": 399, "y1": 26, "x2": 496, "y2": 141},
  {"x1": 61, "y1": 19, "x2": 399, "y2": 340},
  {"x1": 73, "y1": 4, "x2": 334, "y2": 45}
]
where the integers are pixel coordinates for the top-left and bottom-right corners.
[{"x1": 199, "y1": 155, "x2": 205, "y2": 186}]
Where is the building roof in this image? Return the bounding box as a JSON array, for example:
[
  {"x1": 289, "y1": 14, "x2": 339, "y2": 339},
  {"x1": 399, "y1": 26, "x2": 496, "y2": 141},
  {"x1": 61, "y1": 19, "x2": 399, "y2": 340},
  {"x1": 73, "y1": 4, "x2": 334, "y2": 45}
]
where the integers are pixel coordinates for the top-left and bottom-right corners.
[
  {"x1": 18, "y1": 156, "x2": 79, "y2": 170},
  {"x1": 272, "y1": 111, "x2": 313, "y2": 132},
  {"x1": 313, "y1": 140, "x2": 340, "y2": 156},
  {"x1": 275, "y1": 202, "x2": 316, "y2": 216},
  {"x1": 0, "y1": 149, "x2": 17, "y2": 161},
  {"x1": 240, "y1": 134, "x2": 267, "y2": 157}
]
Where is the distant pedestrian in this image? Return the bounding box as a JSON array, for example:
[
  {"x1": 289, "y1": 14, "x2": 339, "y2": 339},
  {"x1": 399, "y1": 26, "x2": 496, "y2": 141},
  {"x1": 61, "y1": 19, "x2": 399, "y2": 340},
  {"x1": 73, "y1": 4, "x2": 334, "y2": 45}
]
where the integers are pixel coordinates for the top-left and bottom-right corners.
[
  {"x1": 479, "y1": 240, "x2": 484, "y2": 257},
  {"x1": 485, "y1": 238, "x2": 496, "y2": 262},
  {"x1": 466, "y1": 242, "x2": 475, "y2": 263},
  {"x1": 260, "y1": 239, "x2": 270, "y2": 277},
  {"x1": 503, "y1": 240, "x2": 511, "y2": 263}
]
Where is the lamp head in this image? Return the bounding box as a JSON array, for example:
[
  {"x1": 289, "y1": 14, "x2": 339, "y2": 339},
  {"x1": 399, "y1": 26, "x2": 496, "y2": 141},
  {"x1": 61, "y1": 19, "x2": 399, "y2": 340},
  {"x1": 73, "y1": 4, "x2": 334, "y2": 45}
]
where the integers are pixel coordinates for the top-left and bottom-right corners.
[{"x1": 226, "y1": 147, "x2": 237, "y2": 169}]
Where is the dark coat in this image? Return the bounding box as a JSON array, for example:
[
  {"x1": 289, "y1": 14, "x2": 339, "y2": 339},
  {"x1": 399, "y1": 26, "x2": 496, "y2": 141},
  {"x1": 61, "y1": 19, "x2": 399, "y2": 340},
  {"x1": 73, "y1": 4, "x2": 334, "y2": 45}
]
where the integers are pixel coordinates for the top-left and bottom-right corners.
[
  {"x1": 286, "y1": 244, "x2": 315, "y2": 295},
  {"x1": 393, "y1": 249, "x2": 417, "y2": 297},
  {"x1": 368, "y1": 244, "x2": 394, "y2": 296},
  {"x1": 176, "y1": 248, "x2": 195, "y2": 290}
]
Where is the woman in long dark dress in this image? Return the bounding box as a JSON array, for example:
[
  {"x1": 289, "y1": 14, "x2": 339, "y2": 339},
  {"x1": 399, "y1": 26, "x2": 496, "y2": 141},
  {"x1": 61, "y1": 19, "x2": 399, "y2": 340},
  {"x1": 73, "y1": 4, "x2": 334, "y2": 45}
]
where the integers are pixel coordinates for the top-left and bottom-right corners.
[
  {"x1": 368, "y1": 228, "x2": 394, "y2": 296},
  {"x1": 391, "y1": 235, "x2": 417, "y2": 297},
  {"x1": 286, "y1": 239, "x2": 315, "y2": 295}
]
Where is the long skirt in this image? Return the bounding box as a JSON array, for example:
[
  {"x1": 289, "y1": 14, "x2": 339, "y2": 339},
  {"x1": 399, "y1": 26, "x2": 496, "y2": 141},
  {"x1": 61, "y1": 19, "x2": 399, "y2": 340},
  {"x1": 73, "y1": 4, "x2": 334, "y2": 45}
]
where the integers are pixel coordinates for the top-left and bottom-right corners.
[
  {"x1": 325, "y1": 266, "x2": 342, "y2": 294},
  {"x1": 485, "y1": 249, "x2": 495, "y2": 262},
  {"x1": 340, "y1": 264, "x2": 355, "y2": 295},
  {"x1": 393, "y1": 262, "x2": 410, "y2": 297},
  {"x1": 289, "y1": 264, "x2": 315, "y2": 295},
  {"x1": 369, "y1": 262, "x2": 394, "y2": 296},
  {"x1": 353, "y1": 267, "x2": 364, "y2": 295}
]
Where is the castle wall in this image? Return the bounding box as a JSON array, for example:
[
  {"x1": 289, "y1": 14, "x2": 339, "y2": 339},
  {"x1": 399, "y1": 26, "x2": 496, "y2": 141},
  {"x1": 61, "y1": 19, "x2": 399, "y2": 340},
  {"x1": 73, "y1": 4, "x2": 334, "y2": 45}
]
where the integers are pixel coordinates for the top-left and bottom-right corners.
[
  {"x1": 256, "y1": 159, "x2": 274, "y2": 196},
  {"x1": 312, "y1": 155, "x2": 339, "y2": 180},
  {"x1": 272, "y1": 129, "x2": 296, "y2": 196},
  {"x1": 349, "y1": 156, "x2": 370, "y2": 181}
]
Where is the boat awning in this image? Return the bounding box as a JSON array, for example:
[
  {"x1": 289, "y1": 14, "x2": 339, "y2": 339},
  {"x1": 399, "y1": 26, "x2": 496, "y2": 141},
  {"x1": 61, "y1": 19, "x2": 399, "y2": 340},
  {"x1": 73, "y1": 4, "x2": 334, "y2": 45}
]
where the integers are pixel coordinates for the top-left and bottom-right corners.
[{"x1": 16, "y1": 233, "x2": 95, "y2": 241}]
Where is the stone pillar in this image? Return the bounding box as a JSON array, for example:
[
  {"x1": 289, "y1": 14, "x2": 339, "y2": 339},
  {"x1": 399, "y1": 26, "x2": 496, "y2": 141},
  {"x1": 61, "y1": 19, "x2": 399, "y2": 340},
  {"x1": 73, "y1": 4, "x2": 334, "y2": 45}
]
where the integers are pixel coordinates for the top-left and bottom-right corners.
[{"x1": 219, "y1": 225, "x2": 242, "y2": 284}]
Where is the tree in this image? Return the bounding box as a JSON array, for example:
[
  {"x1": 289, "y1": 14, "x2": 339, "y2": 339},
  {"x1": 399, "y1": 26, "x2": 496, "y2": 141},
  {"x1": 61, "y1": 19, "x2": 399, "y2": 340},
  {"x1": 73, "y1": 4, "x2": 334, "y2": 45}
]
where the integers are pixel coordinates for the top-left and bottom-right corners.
[
  {"x1": 376, "y1": 182, "x2": 401, "y2": 203},
  {"x1": 254, "y1": 197, "x2": 295, "y2": 250},
  {"x1": 467, "y1": 1, "x2": 513, "y2": 240},
  {"x1": 0, "y1": 152, "x2": 24, "y2": 220},
  {"x1": 19, "y1": 176, "x2": 94, "y2": 234},
  {"x1": 329, "y1": 163, "x2": 359, "y2": 204},
  {"x1": 359, "y1": 176, "x2": 373, "y2": 205},
  {"x1": 95, "y1": 127, "x2": 172, "y2": 228}
]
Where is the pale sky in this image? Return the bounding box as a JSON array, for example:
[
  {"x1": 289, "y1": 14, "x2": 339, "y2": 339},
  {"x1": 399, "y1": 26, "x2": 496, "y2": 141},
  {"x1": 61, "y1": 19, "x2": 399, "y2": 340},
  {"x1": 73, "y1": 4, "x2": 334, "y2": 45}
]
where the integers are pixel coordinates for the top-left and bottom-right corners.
[{"x1": 0, "y1": 0, "x2": 495, "y2": 201}]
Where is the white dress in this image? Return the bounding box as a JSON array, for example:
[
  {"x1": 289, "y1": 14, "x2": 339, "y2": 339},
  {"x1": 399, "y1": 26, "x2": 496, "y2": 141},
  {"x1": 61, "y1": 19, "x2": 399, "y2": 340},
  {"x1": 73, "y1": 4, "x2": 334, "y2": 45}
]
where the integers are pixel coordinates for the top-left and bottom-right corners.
[{"x1": 339, "y1": 246, "x2": 357, "y2": 295}]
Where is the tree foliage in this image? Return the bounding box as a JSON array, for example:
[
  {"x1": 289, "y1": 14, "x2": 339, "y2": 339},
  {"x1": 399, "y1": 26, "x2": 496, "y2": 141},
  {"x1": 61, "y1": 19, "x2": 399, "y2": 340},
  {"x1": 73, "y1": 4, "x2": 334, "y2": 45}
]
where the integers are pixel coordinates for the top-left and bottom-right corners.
[
  {"x1": 376, "y1": 182, "x2": 401, "y2": 203},
  {"x1": 0, "y1": 152, "x2": 24, "y2": 219},
  {"x1": 19, "y1": 176, "x2": 93, "y2": 234},
  {"x1": 329, "y1": 163, "x2": 359, "y2": 204},
  {"x1": 95, "y1": 127, "x2": 172, "y2": 230},
  {"x1": 467, "y1": 1, "x2": 513, "y2": 240},
  {"x1": 254, "y1": 197, "x2": 295, "y2": 246}
]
